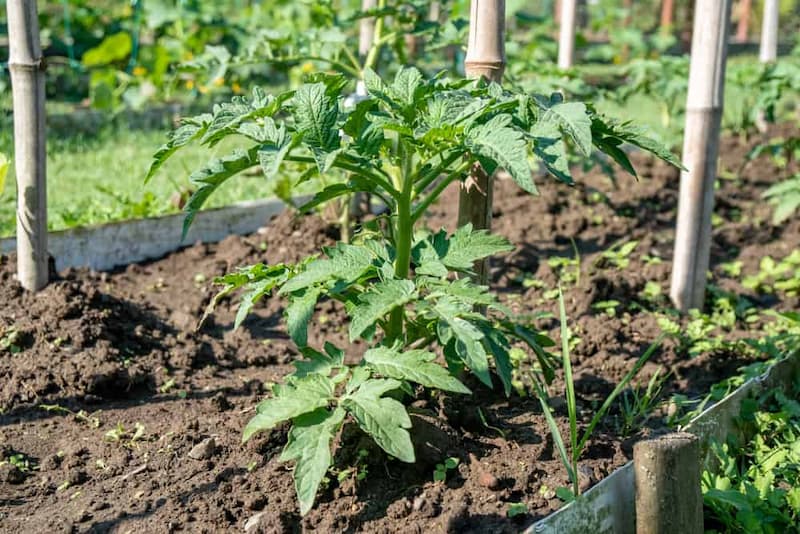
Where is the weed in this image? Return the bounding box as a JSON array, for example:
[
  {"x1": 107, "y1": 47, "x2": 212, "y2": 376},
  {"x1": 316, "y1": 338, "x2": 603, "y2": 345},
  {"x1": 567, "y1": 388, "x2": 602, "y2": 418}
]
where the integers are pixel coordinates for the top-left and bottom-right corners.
[
  {"x1": 595, "y1": 240, "x2": 638, "y2": 270},
  {"x1": 534, "y1": 288, "x2": 662, "y2": 496},
  {"x1": 433, "y1": 457, "x2": 459, "y2": 483},
  {"x1": 617, "y1": 367, "x2": 669, "y2": 437},
  {"x1": 0, "y1": 326, "x2": 21, "y2": 354}
]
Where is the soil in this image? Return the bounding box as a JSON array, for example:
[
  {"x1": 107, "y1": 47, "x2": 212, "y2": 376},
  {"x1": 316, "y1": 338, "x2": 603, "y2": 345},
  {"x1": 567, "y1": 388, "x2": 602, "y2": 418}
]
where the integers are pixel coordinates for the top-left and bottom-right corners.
[{"x1": 1, "y1": 124, "x2": 799, "y2": 534}]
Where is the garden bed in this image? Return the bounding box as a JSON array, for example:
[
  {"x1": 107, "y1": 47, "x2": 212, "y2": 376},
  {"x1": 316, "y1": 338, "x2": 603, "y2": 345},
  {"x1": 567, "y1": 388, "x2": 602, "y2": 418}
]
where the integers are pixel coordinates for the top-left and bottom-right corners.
[{"x1": 1, "y1": 125, "x2": 799, "y2": 533}]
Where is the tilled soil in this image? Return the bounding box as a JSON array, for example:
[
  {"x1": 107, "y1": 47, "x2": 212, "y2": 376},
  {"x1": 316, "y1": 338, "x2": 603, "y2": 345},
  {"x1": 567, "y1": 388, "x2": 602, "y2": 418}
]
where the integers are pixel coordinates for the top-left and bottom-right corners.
[{"x1": 1, "y1": 124, "x2": 799, "y2": 534}]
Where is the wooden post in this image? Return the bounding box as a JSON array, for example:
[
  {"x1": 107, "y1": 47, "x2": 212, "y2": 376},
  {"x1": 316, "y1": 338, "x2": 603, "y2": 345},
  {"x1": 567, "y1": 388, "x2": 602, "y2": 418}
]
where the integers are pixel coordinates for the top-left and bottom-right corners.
[
  {"x1": 736, "y1": 0, "x2": 752, "y2": 42},
  {"x1": 358, "y1": 0, "x2": 377, "y2": 68},
  {"x1": 669, "y1": 0, "x2": 732, "y2": 312},
  {"x1": 660, "y1": 0, "x2": 675, "y2": 34},
  {"x1": 8, "y1": 0, "x2": 48, "y2": 291},
  {"x1": 459, "y1": 0, "x2": 505, "y2": 283},
  {"x1": 759, "y1": 0, "x2": 779, "y2": 62},
  {"x1": 557, "y1": 0, "x2": 577, "y2": 69},
  {"x1": 634, "y1": 433, "x2": 703, "y2": 534}
]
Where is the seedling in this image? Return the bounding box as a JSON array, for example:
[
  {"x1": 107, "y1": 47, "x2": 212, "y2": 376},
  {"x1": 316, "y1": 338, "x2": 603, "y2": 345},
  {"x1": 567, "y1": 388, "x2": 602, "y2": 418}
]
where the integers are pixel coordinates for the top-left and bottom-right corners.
[
  {"x1": 39, "y1": 404, "x2": 102, "y2": 428},
  {"x1": 0, "y1": 452, "x2": 37, "y2": 473},
  {"x1": 617, "y1": 367, "x2": 669, "y2": 437},
  {"x1": 595, "y1": 240, "x2": 638, "y2": 270},
  {"x1": 105, "y1": 422, "x2": 147, "y2": 448},
  {"x1": 0, "y1": 326, "x2": 21, "y2": 354},
  {"x1": 507, "y1": 502, "x2": 528, "y2": 518},
  {"x1": 433, "y1": 457, "x2": 459, "y2": 482},
  {"x1": 592, "y1": 300, "x2": 620, "y2": 318},
  {"x1": 533, "y1": 288, "x2": 663, "y2": 496}
]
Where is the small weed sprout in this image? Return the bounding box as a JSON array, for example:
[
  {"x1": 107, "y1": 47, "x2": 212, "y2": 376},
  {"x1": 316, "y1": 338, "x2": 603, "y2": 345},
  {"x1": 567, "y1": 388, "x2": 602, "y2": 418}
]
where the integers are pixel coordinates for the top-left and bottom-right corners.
[
  {"x1": 617, "y1": 367, "x2": 670, "y2": 437},
  {"x1": 433, "y1": 457, "x2": 460, "y2": 483},
  {"x1": 595, "y1": 240, "x2": 638, "y2": 270}
]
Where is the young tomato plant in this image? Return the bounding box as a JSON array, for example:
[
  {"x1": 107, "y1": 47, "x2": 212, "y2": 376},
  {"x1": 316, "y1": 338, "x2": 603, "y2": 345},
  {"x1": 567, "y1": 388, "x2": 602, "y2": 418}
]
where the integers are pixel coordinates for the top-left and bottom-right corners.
[{"x1": 149, "y1": 67, "x2": 678, "y2": 514}]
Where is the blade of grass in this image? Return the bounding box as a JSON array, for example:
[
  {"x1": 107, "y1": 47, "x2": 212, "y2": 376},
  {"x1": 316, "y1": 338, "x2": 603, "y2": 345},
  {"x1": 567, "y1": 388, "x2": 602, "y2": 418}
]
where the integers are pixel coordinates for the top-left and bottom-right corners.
[{"x1": 532, "y1": 379, "x2": 577, "y2": 485}]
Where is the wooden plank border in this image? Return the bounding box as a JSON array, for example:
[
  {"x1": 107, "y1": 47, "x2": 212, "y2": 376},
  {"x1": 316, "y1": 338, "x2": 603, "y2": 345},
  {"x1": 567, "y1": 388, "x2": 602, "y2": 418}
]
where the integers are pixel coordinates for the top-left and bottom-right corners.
[{"x1": 0, "y1": 198, "x2": 302, "y2": 272}]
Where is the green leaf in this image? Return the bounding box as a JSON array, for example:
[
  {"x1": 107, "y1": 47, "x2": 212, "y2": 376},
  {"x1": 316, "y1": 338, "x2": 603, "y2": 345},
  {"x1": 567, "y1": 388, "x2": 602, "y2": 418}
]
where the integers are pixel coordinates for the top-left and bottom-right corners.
[
  {"x1": 280, "y1": 243, "x2": 374, "y2": 294},
  {"x1": 434, "y1": 299, "x2": 492, "y2": 387},
  {"x1": 292, "y1": 83, "x2": 341, "y2": 172},
  {"x1": 442, "y1": 224, "x2": 514, "y2": 271},
  {"x1": 0, "y1": 153, "x2": 8, "y2": 196},
  {"x1": 478, "y1": 326, "x2": 513, "y2": 396},
  {"x1": 391, "y1": 67, "x2": 425, "y2": 108},
  {"x1": 286, "y1": 287, "x2": 322, "y2": 347},
  {"x1": 531, "y1": 121, "x2": 573, "y2": 184},
  {"x1": 343, "y1": 379, "x2": 415, "y2": 462},
  {"x1": 280, "y1": 407, "x2": 346, "y2": 515},
  {"x1": 145, "y1": 120, "x2": 207, "y2": 183},
  {"x1": 363, "y1": 345, "x2": 471, "y2": 394},
  {"x1": 202, "y1": 87, "x2": 283, "y2": 146},
  {"x1": 349, "y1": 280, "x2": 417, "y2": 341},
  {"x1": 82, "y1": 33, "x2": 132, "y2": 67},
  {"x1": 467, "y1": 115, "x2": 535, "y2": 194},
  {"x1": 243, "y1": 374, "x2": 334, "y2": 442},
  {"x1": 541, "y1": 102, "x2": 593, "y2": 156},
  {"x1": 183, "y1": 148, "x2": 258, "y2": 238}
]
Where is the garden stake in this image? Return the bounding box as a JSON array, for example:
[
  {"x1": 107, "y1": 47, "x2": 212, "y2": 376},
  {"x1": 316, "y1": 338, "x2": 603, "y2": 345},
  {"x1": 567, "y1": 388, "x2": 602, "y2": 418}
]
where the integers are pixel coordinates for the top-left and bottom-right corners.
[
  {"x1": 557, "y1": 0, "x2": 577, "y2": 69},
  {"x1": 759, "y1": 0, "x2": 779, "y2": 63},
  {"x1": 459, "y1": 0, "x2": 506, "y2": 283},
  {"x1": 634, "y1": 432, "x2": 703, "y2": 534},
  {"x1": 8, "y1": 0, "x2": 48, "y2": 291},
  {"x1": 670, "y1": 0, "x2": 732, "y2": 312}
]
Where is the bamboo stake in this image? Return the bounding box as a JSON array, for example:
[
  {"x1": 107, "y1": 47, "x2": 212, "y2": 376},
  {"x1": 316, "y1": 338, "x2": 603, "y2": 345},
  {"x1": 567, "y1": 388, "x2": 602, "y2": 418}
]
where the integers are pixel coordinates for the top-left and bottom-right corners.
[
  {"x1": 8, "y1": 0, "x2": 48, "y2": 291},
  {"x1": 634, "y1": 433, "x2": 703, "y2": 534},
  {"x1": 459, "y1": 0, "x2": 505, "y2": 283},
  {"x1": 736, "y1": 0, "x2": 752, "y2": 42},
  {"x1": 759, "y1": 0, "x2": 779, "y2": 62},
  {"x1": 660, "y1": 0, "x2": 675, "y2": 34},
  {"x1": 358, "y1": 0, "x2": 377, "y2": 67},
  {"x1": 558, "y1": 0, "x2": 577, "y2": 69},
  {"x1": 670, "y1": 0, "x2": 732, "y2": 312}
]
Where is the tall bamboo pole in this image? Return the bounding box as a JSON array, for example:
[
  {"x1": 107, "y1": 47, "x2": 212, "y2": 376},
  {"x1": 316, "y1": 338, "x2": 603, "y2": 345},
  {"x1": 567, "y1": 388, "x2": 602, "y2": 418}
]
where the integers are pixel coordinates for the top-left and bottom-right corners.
[
  {"x1": 759, "y1": 0, "x2": 779, "y2": 62},
  {"x1": 558, "y1": 0, "x2": 577, "y2": 69},
  {"x1": 459, "y1": 0, "x2": 505, "y2": 283},
  {"x1": 8, "y1": 0, "x2": 48, "y2": 291},
  {"x1": 670, "y1": 0, "x2": 732, "y2": 312},
  {"x1": 736, "y1": 0, "x2": 752, "y2": 42}
]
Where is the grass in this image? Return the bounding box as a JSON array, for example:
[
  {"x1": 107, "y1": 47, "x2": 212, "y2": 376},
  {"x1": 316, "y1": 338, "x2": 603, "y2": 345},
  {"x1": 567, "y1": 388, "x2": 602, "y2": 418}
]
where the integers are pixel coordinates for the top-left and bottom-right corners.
[{"x1": 0, "y1": 122, "x2": 272, "y2": 237}]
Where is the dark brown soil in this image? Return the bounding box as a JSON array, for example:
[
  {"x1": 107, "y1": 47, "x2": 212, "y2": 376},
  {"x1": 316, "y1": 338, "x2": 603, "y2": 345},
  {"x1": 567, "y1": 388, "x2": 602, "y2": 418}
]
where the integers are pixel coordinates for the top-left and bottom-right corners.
[{"x1": 1, "y1": 124, "x2": 798, "y2": 534}]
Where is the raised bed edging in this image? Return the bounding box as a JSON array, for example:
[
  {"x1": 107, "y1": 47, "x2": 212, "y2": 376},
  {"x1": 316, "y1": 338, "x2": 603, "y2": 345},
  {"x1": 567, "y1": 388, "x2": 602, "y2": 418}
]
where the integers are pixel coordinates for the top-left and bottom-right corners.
[
  {"x1": 0, "y1": 198, "x2": 300, "y2": 272},
  {"x1": 526, "y1": 352, "x2": 800, "y2": 534}
]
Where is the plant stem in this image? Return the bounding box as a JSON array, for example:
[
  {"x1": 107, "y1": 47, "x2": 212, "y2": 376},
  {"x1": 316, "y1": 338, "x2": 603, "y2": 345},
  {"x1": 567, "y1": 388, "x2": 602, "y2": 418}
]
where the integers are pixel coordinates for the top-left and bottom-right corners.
[
  {"x1": 387, "y1": 144, "x2": 415, "y2": 340},
  {"x1": 412, "y1": 160, "x2": 472, "y2": 223}
]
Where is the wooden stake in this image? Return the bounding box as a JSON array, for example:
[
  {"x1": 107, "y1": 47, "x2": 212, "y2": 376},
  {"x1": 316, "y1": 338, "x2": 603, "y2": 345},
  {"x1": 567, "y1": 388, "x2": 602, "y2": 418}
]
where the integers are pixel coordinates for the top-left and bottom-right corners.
[
  {"x1": 634, "y1": 433, "x2": 703, "y2": 534},
  {"x1": 669, "y1": 0, "x2": 732, "y2": 312},
  {"x1": 8, "y1": 0, "x2": 48, "y2": 291},
  {"x1": 736, "y1": 0, "x2": 752, "y2": 42},
  {"x1": 459, "y1": 0, "x2": 505, "y2": 283},
  {"x1": 759, "y1": 0, "x2": 779, "y2": 62},
  {"x1": 557, "y1": 0, "x2": 577, "y2": 69},
  {"x1": 660, "y1": 0, "x2": 675, "y2": 34},
  {"x1": 358, "y1": 0, "x2": 377, "y2": 65}
]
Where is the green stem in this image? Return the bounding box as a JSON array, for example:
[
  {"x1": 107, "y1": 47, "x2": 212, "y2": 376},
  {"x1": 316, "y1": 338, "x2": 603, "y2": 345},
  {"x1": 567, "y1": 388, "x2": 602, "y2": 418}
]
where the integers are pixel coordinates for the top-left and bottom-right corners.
[
  {"x1": 387, "y1": 145, "x2": 415, "y2": 340},
  {"x1": 363, "y1": 0, "x2": 387, "y2": 74},
  {"x1": 412, "y1": 150, "x2": 462, "y2": 195}
]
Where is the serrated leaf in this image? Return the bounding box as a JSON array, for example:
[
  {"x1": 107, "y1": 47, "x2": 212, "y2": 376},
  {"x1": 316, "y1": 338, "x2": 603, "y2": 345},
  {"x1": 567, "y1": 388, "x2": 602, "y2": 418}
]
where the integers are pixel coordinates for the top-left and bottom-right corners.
[
  {"x1": 343, "y1": 379, "x2": 414, "y2": 462},
  {"x1": 364, "y1": 346, "x2": 471, "y2": 394},
  {"x1": 286, "y1": 287, "x2": 322, "y2": 347},
  {"x1": 531, "y1": 121, "x2": 573, "y2": 184},
  {"x1": 202, "y1": 87, "x2": 282, "y2": 146},
  {"x1": 280, "y1": 243, "x2": 374, "y2": 294},
  {"x1": 280, "y1": 407, "x2": 346, "y2": 515},
  {"x1": 467, "y1": 115, "x2": 535, "y2": 193},
  {"x1": 391, "y1": 67, "x2": 424, "y2": 108},
  {"x1": 434, "y1": 299, "x2": 492, "y2": 386},
  {"x1": 541, "y1": 102, "x2": 593, "y2": 156},
  {"x1": 292, "y1": 83, "x2": 341, "y2": 172},
  {"x1": 442, "y1": 224, "x2": 514, "y2": 271},
  {"x1": 183, "y1": 148, "x2": 258, "y2": 238},
  {"x1": 145, "y1": 122, "x2": 206, "y2": 183},
  {"x1": 349, "y1": 280, "x2": 417, "y2": 341},
  {"x1": 243, "y1": 374, "x2": 334, "y2": 442},
  {"x1": 479, "y1": 326, "x2": 513, "y2": 396}
]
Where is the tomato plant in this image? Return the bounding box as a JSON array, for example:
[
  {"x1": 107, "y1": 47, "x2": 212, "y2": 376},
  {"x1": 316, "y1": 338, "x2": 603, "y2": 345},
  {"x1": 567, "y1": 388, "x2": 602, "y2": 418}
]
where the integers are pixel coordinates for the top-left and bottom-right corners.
[{"x1": 149, "y1": 67, "x2": 679, "y2": 514}]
